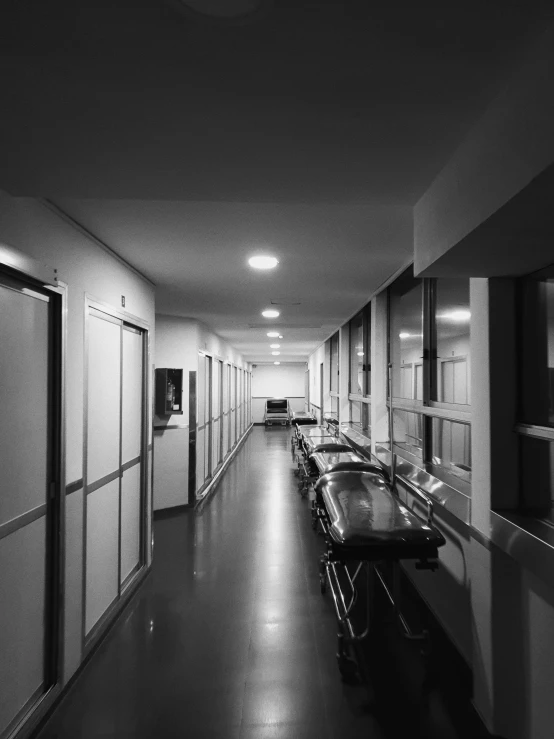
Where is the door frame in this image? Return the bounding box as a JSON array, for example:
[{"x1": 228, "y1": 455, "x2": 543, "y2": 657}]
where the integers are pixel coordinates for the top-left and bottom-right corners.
[
  {"x1": 0, "y1": 249, "x2": 66, "y2": 739},
  {"x1": 82, "y1": 295, "x2": 151, "y2": 656}
]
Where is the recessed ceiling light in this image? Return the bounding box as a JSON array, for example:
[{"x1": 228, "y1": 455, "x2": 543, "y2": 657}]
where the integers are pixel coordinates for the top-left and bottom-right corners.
[
  {"x1": 272, "y1": 351, "x2": 280, "y2": 356},
  {"x1": 267, "y1": 331, "x2": 280, "y2": 337},
  {"x1": 278, "y1": 335, "x2": 283, "y2": 339},
  {"x1": 357, "y1": 351, "x2": 363, "y2": 356},
  {"x1": 399, "y1": 332, "x2": 410, "y2": 339},
  {"x1": 248, "y1": 255, "x2": 279, "y2": 270},
  {"x1": 274, "y1": 361, "x2": 280, "y2": 365},
  {"x1": 262, "y1": 309, "x2": 280, "y2": 318},
  {"x1": 270, "y1": 344, "x2": 280, "y2": 349}
]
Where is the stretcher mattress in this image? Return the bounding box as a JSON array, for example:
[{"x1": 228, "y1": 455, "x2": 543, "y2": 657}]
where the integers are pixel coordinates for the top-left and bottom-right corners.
[
  {"x1": 316, "y1": 470, "x2": 445, "y2": 560},
  {"x1": 303, "y1": 436, "x2": 342, "y2": 454},
  {"x1": 310, "y1": 450, "x2": 364, "y2": 475},
  {"x1": 291, "y1": 412, "x2": 317, "y2": 426}
]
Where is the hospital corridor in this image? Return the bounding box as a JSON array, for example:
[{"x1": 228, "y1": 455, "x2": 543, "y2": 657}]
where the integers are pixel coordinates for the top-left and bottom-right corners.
[
  {"x1": 2, "y1": 2, "x2": 554, "y2": 739},
  {"x1": 30, "y1": 427, "x2": 477, "y2": 739}
]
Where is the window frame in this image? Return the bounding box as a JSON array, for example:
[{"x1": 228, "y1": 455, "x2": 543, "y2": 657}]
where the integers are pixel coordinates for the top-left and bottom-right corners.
[
  {"x1": 348, "y1": 303, "x2": 371, "y2": 399},
  {"x1": 515, "y1": 265, "x2": 554, "y2": 520},
  {"x1": 387, "y1": 271, "x2": 472, "y2": 488}
]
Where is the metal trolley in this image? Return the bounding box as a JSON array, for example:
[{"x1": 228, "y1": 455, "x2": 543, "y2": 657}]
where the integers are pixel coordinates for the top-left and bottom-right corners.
[{"x1": 314, "y1": 463, "x2": 445, "y2": 682}]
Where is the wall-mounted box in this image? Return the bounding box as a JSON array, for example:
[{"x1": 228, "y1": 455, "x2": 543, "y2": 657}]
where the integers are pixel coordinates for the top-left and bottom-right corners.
[{"x1": 155, "y1": 368, "x2": 183, "y2": 415}]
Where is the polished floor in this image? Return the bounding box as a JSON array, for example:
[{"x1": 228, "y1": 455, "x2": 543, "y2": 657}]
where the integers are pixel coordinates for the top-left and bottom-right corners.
[
  {"x1": 38, "y1": 427, "x2": 488, "y2": 739},
  {"x1": 36, "y1": 427, "x2": 476, "y2": 739}
]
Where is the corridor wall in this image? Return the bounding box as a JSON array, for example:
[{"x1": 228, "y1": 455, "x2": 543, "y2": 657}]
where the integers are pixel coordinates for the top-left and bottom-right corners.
[
  {"x1": 0, "y1": 190, "x2": 155, "y2": 737},
  {"x1": 251, "y1": 363, "x2": 306, "y2": 423},
  {"x1": 153, "y1": 315, "x2": 251, "y2": 511}
]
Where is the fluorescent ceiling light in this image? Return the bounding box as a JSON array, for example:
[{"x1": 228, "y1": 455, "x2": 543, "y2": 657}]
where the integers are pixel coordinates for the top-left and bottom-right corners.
[
  {"x1": 274, "y1": 361, "x2": 280, "y2": 365},
  {"x1": 399, "y1": 332, "x2": 423, "y2": 339},
  {"x1": 262, "y1": 309, "x2": 280, "y2": 318},
  {"x1": 270, "y1": 344, "x2": 280, "y2": 348},
  {"x1": 267, "y1": 331, "x2": 280, "y2": 337},
  {"x1": 248, "y1": 255, "x2": 279, "y2": 270},
  {"x1": 272, "y1": 351, "x2": 280, "y2": 356},
  {"x1": 439, "y1": 310, "x2": 471, "y2": 322}
]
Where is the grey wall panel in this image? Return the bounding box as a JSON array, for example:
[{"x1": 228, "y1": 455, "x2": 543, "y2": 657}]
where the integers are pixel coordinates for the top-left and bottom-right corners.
[
  {"x1": 85, "y1": 479, "x2": 119, "y2": 635},
  {"x1": 0, "y1": 516, "x2": 46, "y2": 735},
  {"x1": 120, "y1": 465, "x2": 141, "y2": 582},
  {"x1": 63, "y1": 488, "x2": 84, "y2": 683},
  {"x1": 0, "y1": 285, "x2": 49, "y2": 526},
  {"x1": 87, "y1": 315, "x2": 121, "y2": 484}
]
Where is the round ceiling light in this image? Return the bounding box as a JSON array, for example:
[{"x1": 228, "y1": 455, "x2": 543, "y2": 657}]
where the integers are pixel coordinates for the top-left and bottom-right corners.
[
  {"x1": 248, "y1": 255, "x2": 279, "y2": 270},
  {"x1": 272, "y1": 351, "x2": 280, "y2": 356},
  {"x1": 262, "y1": 309, "x2": 280, "y2": 318}
]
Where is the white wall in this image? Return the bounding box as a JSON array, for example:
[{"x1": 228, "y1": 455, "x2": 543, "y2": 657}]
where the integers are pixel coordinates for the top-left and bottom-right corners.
[
  {"x1": 153, "y1": 315, "x2": 249, "y2": 510},
  {"x1": 414, "y1": 21, "x2": 554, "y2": 276},
  {"x1": 0, "y1": 190, "x2": 155, "y2": 690},
  {"x1": 153, "y1": 317, "x2": 198, "y2": 510},
  {"x1": 307, "y1": 344, "x2": 325, "y2": 422},
  {"x1": 252, "y1": 363, "x2": 305, "y2": 396},
  {"x1": 251, "y1": 363, "x2": 306, "y2": 423}
]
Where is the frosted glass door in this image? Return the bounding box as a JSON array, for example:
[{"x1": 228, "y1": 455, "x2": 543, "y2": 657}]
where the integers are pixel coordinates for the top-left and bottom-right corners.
[
  {"x1": 196, "y1": 353, "x2": 206, "y2": 486},
  {"x1": 0, "y1": 278, "x2": 55, "y2": 736},
  {"x1": 205, "y1": 356, "x2": 212, "y2": 479},
  {"x1": 212, "y1": 359, "x2": 221, "y2": 471},
  {"x1": 85, "y1": 307, "x2": 147, "y2": 637},
  {"x1": 222, "y1": 364, "x2": 229, "y2": 457},
  {"x1": 86, "y1": 312, "x2": 121, "y2": 634}
]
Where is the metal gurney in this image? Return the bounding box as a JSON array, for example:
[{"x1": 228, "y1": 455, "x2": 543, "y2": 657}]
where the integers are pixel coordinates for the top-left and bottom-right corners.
[
  {"x1": 308, "y1": 455, "x2": 380, "y2": 528},
  {"x1": 295, "y1": 442, "x2": 354, "y2": 498},
  {"x1": 315, "y1": 465, "x2": 445, "y2": 681},
  {"x1": 291, "y1": 410, "x2": 318, "y2": 426}
]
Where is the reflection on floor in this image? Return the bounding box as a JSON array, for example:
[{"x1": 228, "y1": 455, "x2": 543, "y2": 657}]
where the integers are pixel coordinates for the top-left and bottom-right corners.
[{"x1": 36, "y1": 427, "x2": 488, "y2": 739}]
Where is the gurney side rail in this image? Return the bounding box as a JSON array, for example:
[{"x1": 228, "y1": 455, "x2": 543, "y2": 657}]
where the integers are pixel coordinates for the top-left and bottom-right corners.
[{"x1": 395, "y1": 474, "x2": 435, "y2": 527}]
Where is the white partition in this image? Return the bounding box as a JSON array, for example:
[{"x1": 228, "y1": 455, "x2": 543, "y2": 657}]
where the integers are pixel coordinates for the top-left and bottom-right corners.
[
  {"x1": 0, "y1": 517, "x2": 46, "y2": 736},
  {"x1": 87, "y1": 313, "x2": 121, "y2": 483},
  {"x1": 86, "y1": 478, "x2": 120, "y2": 634},
  {"x1": 121, "y1": 464, "x2": 141, "y2": 583},
  {"x1": 0, "y1": 285, "x2": 49, "y2": 524}
]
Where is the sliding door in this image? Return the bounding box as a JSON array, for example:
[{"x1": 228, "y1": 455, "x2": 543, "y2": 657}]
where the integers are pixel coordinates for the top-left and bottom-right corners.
[
  {"x1": 84, "y1": 304, "x2": 146, "y2": 644},
  {"x1": 0, "y1": 269, "x2": 62, "y2": 738},
  {"x1": 222, "y1": 363, "x2": 230, "y2": 458},
  {"x1": 212, "y1": 359, "x2": 222, "y2": 472}
]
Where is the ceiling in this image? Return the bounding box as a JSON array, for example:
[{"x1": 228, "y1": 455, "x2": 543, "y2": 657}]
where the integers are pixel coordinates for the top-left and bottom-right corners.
[{"x1": 1, "y1": 0, "x2": 551, "y2": 362}]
